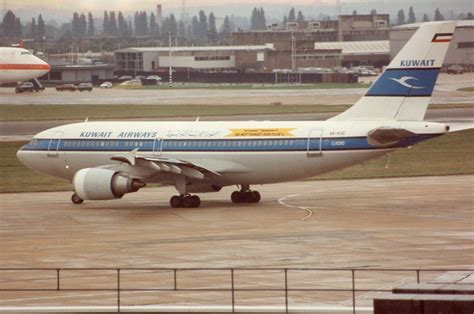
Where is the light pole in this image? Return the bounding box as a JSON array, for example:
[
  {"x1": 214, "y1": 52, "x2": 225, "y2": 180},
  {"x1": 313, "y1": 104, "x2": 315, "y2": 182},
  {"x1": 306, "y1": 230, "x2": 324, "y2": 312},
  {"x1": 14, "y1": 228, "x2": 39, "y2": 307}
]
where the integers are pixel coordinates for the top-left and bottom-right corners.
[
  {"x1": 291, "y1": 33, "x2": 295, "y2": 71},
  {"x1": 168, "y1": 32, "x2": 173, "y2": 87}
]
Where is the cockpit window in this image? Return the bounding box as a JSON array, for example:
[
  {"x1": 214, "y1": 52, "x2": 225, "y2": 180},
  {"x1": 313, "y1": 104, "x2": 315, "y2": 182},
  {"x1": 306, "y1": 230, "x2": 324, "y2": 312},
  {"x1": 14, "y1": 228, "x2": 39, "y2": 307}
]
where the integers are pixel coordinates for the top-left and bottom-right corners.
[
  {"x1": 28, "y1": 139, "x2": 38, "y2": 145},
  {"x1": 21, "y1": 51, "x2": 32, "y2": 55}
]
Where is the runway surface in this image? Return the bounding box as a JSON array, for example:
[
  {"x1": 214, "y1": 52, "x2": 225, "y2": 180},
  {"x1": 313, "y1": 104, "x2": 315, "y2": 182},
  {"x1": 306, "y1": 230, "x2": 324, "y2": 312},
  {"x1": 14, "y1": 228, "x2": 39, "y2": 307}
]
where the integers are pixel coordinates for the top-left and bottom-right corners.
[
  {"x1": 0, "y1": 175, "x2": 472, "y2": 308},
  {"x1": 1, "y1": 73, "x2": 473, "y2": 106}
]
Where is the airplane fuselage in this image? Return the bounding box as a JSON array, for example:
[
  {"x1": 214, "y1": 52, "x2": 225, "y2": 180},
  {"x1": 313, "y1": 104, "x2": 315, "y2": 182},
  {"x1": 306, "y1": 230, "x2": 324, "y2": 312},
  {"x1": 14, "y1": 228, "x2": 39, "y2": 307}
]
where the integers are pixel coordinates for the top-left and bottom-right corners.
[
  {"x1": 0, "y1": 47, "x2": 50, "y2": 83},
  {"x1": 17, "y1": 120, "x2": 447, "y2": 187}
]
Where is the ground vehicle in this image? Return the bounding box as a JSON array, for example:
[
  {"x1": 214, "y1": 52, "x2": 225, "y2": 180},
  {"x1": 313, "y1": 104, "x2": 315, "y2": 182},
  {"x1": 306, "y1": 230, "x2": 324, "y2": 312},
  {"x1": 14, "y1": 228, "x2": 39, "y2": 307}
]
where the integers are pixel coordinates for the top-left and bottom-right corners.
[
  {"x1": 146, "y1": 75, "x2": 162, "y2": 81},
  {"x1": 100, "y1": 82, "x2": 113, "y2": 89},
  {"x1": 135, "y1": 75, "x2": 146, "y2": 80},
  {"x1": 15, "y1": 82, "x2": 35, "y2": 93},
  {"x1": 77, "y1": 83, "x2": 93, "y2": 92},
  {"x1": 118, "y1": 75, "x2": 133, "y2": 80},
  {"x1": 446, "y1": 65, "x2": 464, "y2": 74},
  {"x1": 56, "y1": 84, "x2": 77, "y2": 91}
]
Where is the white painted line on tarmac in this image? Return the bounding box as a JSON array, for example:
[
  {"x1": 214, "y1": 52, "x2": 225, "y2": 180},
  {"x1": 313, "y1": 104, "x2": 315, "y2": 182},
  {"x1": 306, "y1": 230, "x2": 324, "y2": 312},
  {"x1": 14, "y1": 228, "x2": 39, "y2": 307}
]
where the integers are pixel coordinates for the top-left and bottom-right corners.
[{"x1": 278, "y1": 194, "x2": 314, "y2": 220}]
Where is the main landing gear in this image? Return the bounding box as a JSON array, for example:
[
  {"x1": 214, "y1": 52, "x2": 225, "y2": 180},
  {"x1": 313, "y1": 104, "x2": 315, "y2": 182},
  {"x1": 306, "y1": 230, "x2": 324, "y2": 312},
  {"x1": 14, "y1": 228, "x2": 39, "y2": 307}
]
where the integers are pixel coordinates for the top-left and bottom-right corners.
[
  {"x1": 170, "y1": 195, "x2": 201, "y2": 208},
  {"x1": 71, "y1": 193, "x2": 84, "y2": 204},
  {"x1": 231, "y1": 185, "x2": 261, "y2": 203}
]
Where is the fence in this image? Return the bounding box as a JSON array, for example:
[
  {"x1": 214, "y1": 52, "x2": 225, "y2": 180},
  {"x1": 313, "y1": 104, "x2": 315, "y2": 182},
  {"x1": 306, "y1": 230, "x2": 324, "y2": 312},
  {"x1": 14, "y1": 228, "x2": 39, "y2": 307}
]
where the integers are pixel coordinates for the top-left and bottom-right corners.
[{"x1": 0, "y1": 267, "x2": 472, "y2": 313}]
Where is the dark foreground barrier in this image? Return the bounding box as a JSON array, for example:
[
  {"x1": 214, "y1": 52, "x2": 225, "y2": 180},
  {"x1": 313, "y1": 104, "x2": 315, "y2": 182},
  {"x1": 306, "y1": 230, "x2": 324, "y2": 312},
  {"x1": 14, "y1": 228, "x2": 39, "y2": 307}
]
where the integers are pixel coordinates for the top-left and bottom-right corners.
[
  {"x1": 0, "y1": 268, "x2": 473, "y2": 313},
  {"x1": 374, "y1": 283, "x2": 474, "y2": 314}
]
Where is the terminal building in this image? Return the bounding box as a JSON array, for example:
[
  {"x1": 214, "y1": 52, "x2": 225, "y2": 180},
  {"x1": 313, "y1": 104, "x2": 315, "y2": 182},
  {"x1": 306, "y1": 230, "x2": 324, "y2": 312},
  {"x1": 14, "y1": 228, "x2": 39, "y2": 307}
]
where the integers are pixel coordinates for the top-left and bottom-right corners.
[
  {"x1": 114, "y1": 45, "x2": 273, "y2": 73},
  {"x1": 114, "y1": 41, "x2": 389, "y2": 74},
  {"x1": 232, "y1": 14, "x2": 390, "y2": 45},
  {"x1": 114, "y1": 14, "x2": 391, "y2": 75}
]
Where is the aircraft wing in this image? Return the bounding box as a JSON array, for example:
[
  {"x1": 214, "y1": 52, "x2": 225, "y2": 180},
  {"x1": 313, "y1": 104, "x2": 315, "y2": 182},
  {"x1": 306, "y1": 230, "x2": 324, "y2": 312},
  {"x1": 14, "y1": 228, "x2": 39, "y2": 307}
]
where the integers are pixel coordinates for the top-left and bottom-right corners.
[{"x1": 110, "y1": 153, "x2": 221, "y2": 180}]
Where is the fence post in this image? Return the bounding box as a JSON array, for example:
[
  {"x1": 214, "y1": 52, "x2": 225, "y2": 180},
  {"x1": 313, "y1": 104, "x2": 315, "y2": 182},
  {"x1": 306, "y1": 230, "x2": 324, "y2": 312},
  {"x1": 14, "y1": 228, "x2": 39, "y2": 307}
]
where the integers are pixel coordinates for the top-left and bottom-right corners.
[
  {"x1": 117, "y1": 269, "x2": 121, "y2": 313},
  {"x1": 56, "y1": 269, "x2": 60, "y2": 291},
  {"x1": 352, "y1": 270, "x2": 356, "y2": 314},
  {"x1": 284, "y1": 269, "x2": 289, "y2": 314},
  {"x1": 231, "y1": 269, "x2": 235, "y2": 313},
  {"x1": 174, "y1": 269, "x2": 177, "y2": 290}
]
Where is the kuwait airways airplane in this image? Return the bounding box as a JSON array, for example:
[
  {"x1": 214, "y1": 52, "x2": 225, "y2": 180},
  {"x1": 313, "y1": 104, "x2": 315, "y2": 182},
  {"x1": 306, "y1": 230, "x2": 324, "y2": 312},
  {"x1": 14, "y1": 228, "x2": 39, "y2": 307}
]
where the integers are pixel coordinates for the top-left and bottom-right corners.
[
  {"x1": 0, "y1": 47, "x2": 50, "y2": 83},
  {"x1": 17, "y1": 22, "x2": 466, "y2": 208}
]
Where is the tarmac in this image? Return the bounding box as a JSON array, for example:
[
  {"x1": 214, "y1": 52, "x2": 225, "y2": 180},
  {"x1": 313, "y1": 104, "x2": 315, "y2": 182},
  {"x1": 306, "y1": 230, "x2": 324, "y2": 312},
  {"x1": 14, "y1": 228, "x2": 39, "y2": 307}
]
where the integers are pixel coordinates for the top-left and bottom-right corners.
[
  {"x1": 0, "y1": 175, "x2": 473, "y2": 309},
  {"x1": 1, "y1": 73, "x2": 473, "y2": 106}
]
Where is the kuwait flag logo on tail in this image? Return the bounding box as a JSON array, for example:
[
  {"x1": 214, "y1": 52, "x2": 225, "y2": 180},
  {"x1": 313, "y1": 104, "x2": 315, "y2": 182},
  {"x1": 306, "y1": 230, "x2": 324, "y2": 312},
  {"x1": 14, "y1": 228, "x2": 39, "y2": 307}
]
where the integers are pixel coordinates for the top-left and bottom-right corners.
[{"x1": 432, "y1": 33, "x2": 453, "y2": 43}]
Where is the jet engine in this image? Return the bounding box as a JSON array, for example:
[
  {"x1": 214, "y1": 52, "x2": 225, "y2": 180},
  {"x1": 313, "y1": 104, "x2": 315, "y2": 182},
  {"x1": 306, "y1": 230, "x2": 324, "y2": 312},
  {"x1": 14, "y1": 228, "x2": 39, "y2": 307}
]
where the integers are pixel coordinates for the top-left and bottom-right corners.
[{"x1": 73, "y1": 168, "x2": 146, "y2": 200}]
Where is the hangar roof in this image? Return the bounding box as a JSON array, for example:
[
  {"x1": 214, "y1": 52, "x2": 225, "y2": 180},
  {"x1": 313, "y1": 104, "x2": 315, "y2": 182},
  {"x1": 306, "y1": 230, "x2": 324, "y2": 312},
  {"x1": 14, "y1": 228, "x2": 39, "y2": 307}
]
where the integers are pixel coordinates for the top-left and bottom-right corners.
[
  {"x1": 116, "y1": 44, "x2": 274, "y2": 53},
  {"x1": 313, "y1": 41, "x2": 389, "y2": 55}
]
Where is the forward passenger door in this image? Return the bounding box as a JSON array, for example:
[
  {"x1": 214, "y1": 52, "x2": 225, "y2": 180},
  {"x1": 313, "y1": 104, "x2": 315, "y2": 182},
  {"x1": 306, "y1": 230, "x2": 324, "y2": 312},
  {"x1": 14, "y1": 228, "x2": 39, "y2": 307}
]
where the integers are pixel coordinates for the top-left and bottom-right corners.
[{"x1": 307, "y1": 129, "x2": 323, "y2": 157}]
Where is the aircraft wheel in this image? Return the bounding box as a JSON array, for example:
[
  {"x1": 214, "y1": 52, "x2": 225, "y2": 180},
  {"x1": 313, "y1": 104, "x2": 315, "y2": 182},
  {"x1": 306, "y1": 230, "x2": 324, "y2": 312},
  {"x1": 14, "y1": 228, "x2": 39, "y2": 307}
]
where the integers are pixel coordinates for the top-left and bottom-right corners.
[
  {"x1": 231, "y1": 191, "x2": 243, "y2": 203},
  {"x1": 170, "y1": 195, "x2": 183, "y2": 208},
  {"x1": 182, "y1": 196, "x2": 195, "y2": 208},
  {"x1": 71, "y1": 193, "x2": 84, "y2": 204},
  {"x1": 244, "y1": 191, "x2": 255, "y2": 203},
  {"x1": 190, "y1": 195, "x2": 201, "y2": 208},
  {"x1": 252, "y1": 191, "x2": 261, "y2": 203}
]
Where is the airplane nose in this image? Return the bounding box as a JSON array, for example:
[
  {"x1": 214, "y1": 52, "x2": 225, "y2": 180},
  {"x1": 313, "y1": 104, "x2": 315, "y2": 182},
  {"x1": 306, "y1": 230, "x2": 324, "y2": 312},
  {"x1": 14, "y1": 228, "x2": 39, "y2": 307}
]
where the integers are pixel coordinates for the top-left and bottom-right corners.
[
  {"x1": 16, "y1": 144, "x2": 35, "y2": 171},
  {"x1": 42, "y1": 60, "x2": 51, "y2": 73},
  {"x1": 16, "y1": 146, "x2": 27, "y2": 166}
]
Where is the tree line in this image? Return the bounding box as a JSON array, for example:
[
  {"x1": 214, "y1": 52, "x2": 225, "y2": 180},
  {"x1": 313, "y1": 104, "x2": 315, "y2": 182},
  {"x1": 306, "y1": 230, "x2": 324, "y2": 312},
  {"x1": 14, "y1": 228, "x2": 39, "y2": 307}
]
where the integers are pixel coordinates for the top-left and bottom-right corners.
[{"x1": 1, "y1": 7, "x2": 473, "y2": 42}]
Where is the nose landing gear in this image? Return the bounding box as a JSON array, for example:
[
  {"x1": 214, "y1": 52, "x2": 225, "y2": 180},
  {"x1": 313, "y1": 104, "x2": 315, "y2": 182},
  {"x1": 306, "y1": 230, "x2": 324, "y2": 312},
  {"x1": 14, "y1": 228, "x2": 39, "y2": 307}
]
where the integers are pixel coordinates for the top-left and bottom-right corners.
[
  {"x1": 231, "y1": 185, "x2": 261, "y2": 203},
  {"x1": 71, "y1": 193, "x2": 84, "y2": 204},
  {"x1": 170, "y1": 195, "x2": 201, "y2": 208}
]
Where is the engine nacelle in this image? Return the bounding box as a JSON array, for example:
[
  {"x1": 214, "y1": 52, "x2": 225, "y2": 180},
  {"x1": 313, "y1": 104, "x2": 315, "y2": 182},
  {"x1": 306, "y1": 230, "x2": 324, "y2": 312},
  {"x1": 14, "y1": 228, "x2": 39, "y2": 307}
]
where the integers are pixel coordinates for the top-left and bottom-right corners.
[
  {"x1": 186, "y1": 184, "x2": 222, "y2": 193},
  {"x1": 73, "y1": 168, "x2": 146, "y2": 200}
]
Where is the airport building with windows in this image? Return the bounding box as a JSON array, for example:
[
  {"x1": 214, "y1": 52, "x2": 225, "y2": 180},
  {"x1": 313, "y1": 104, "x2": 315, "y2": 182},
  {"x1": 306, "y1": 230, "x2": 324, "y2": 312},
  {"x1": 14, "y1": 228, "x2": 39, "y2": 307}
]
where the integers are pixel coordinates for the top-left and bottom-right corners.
[
  {"x1": 114, "y1": 14, "x2": 392, "y2": 75},
  {"x1": 114, "y1": 45, "x2": 273, "y2": 73}
]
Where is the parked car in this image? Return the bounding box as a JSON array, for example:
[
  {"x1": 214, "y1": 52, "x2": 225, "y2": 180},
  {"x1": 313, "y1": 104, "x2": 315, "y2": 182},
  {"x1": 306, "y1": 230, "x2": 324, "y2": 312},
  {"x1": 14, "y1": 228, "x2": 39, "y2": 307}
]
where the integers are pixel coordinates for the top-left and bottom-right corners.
[
  {"x1": 135, "y1": 75, "x2": 146, "y2": 80},
  {"x1": 56, "y1": 84, "x2": 77, "y2": 91},
  {"x1": 119, "y1": 79, "x2": 142, "y2": 87},
  {"x1": 100, "y1": 82, "x2": 113, "y2": 89},
  {"x1": 15, "y1": 82, "x2": 35, "y2": 93},
  {"x1": 146, "y1": 75, "x2": 162, "y2": 81},
  {"x1": 446, "y1": 65, "x2": 464, "y2": 74},
  {"x1": 119, "y1": 75, "x2": 133, "y2": 80},
  {"x1": 77, "y1": 83, "x2": 93, "y2": 92}
]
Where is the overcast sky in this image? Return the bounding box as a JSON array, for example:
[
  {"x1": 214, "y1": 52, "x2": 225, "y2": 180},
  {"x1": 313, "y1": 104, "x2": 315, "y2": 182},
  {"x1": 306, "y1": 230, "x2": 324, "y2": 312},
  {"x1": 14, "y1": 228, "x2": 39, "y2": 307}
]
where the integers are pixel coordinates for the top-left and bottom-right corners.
[
  {"x1": 5, "y1": 0, "x2": 338, "y2": 11},
  {"x1": 3, "y1": 0, "x2": 471, "y2": 21}
]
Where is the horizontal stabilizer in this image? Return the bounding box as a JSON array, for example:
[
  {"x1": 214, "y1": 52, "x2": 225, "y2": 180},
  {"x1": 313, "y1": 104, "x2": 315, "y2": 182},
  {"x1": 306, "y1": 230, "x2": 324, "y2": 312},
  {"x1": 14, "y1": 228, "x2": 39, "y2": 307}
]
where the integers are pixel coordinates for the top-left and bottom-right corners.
[{"x1": 447, "y1": 122, "x2": 474, "y2": 133}]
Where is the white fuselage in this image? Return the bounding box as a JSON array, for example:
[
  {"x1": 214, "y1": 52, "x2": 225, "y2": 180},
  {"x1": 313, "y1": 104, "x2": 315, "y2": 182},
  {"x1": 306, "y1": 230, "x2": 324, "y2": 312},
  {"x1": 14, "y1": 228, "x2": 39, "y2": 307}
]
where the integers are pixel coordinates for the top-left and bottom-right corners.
[
  {"x1": 0, "y1": 47, "x2": 50, "y2": 83},
  {"x1": 17, "y1": 120, "x2": 446, "y2": 187}
]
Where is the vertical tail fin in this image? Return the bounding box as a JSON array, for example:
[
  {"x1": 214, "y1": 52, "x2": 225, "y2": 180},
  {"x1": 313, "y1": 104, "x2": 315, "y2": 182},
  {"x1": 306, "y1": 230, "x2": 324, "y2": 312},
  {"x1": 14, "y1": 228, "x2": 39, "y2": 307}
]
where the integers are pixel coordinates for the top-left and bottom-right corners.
[{"x1": 331, "y1": 21, "x2": 456, "y2": 121}]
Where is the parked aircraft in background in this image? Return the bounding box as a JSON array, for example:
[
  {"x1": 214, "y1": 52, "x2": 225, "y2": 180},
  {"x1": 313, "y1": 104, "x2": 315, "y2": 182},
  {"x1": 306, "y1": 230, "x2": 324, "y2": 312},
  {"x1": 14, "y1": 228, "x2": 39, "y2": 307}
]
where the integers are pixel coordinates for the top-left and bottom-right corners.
[
  {"x1": 17, "y1": 22, "x2": 468, "y2": 208},
  {"x1": 0, "y1": 47, "x2": 50, "y2": 83}
]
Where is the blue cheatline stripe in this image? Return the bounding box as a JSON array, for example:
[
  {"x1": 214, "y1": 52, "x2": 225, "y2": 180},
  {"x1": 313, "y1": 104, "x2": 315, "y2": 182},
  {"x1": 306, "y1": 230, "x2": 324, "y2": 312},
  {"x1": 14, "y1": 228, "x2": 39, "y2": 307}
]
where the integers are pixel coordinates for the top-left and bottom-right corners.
[
  {"x1": 366, "y1": 68, "x2": 440, "y2": 97},
  {"x1": 21, "y1": 135, "x2": 441, "y2": 153}
]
